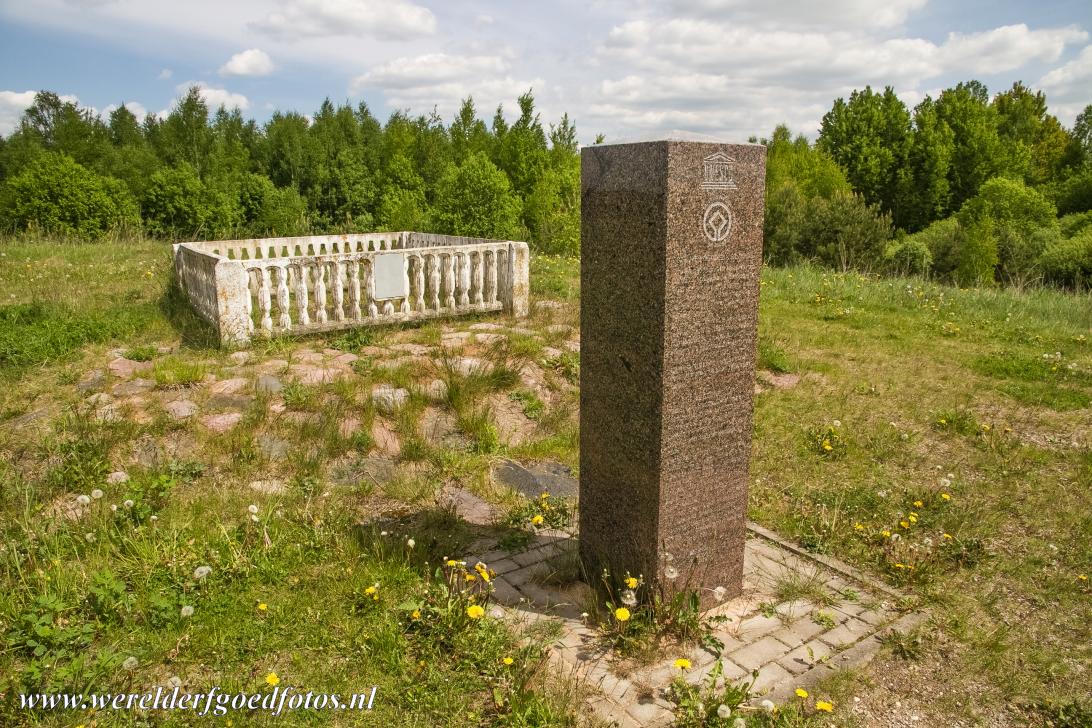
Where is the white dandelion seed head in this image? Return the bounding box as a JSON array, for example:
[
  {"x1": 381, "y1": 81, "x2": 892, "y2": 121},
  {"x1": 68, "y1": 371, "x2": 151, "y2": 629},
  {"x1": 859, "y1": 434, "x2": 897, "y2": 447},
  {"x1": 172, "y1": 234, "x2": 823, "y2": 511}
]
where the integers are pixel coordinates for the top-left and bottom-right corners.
[
  {"x1": 193, "y1": 565, "x2": 211, "y2": 580},
  {"x1": 664, "y1": 565, "x2": 679, "y2": 580},
  {"x1": 717, "y1": 703, "x2": 732, "y2": 718},
  {"x1": 76, "y1": 494, "x2": 91, "y2": 506},
  {"x1": 761, "y1": 698, "x2": 776, "y2": 712},
  {"x1": 890, "y1": 533, "x2": 900, "y2": 542},
  {"x1": 122, "y1": 656, "x2": 138, "y2": 670},
  {"x1": 940, "y1": 477, "x2": 952, "y2": 487},
  {"x1": 713, "y1": 586, "x2": 727, "y2": 602},
  {"x1": 91, "y1": 489, "x2": 104, "y2": 500},
  {"x1": 123, "y1": 499, "x2": 135, "y2": 509},
  {"x1": 733, "y1": 718, "x2": 747, "y2": 728},
  {"x1": 923, "y1": 537, "x2": 933, "y2": 547},
  {"x1": 180, "y1": 605, "x2": 194, "y2": 618},
  {"x1": 832, "y1": 419, "x2": 841, "y2": 427},
  {"x1": 150, "y1": 515, "x2": 158, "y2": 522},
  {"x1": 406, "y1": 538, "x2": 415, "y2": 549},
  {"x1": 621, "y1": 589, "x2": 637, "y2": 607},
  {"x1": 85, "y1": 532, "x2": 96, "y2": 543},
  {"x1": 110, "y1": 504, "x2": 118, "y2": 512},
  {"x1": 168, "y1": 676, "x2": 182, "y2": 688},
  {"x1": 380, "y1": 531, "x2": 388, "y2": 536},
  {"x1": 247, "y1": 504, "x2": 259, "y2": 514},
  {"x1": 249, "y1": 514, "x2": 259, "y2": 522}
]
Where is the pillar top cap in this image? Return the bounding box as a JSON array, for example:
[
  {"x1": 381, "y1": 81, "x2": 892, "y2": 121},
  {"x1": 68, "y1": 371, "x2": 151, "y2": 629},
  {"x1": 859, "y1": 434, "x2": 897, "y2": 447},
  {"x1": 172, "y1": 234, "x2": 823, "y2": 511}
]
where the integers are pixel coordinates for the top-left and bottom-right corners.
[{"x1": 587, "y1": 130, "x2": 766, "y2": 147}]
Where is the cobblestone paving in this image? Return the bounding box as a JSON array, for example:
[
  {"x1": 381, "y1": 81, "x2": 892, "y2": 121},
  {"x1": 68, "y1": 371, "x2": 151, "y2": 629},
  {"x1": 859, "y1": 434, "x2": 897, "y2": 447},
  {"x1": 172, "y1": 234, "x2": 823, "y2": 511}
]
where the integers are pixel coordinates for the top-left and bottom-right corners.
[{"x1": 465, "y1": 523, "x2": 925, "y2": 727}]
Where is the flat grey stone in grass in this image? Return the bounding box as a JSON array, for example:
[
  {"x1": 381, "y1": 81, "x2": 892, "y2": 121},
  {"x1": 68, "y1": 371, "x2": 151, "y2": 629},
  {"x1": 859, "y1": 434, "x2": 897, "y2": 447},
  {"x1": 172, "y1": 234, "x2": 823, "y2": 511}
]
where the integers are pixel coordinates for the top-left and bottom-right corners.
[
  {"x1": 486, "y1": 393, "x2": 538, "y2": 446},
  {"x1": 490, "y1": 578, "x2": 523, "y2": 606},
  {"x1": 257, "y1": 435, "x2": 289, "y2": 460},
  {"x1": 420, "y1": 407, "x2": 468, "y2": 449},
  {"x1": 470, "y1": 323, "x2": 506, "y2": 331},
  {"x1": 333, "y1": 352, "x2": 358, "y2": 365},
  {"x1": 370, "y1": 419, "x2": 401, "y2": 456},
  {"x1": 451, "y1": 357, "x2": 490, "y2": 376},
  {"x1": 474, "y1": 332, "x2": 507, "y2": 344},
  {"x1": 206, "y1": 394, "x2": 254, "y2": 411},
  {"x1": 541, "y1": 346, "x2": 564, "y2": 359},
  {"x1": 165, "y1": 399, "x2": 198, "y2": 419},
  {"x1": 375, "y1": 357, "x2": 416, "y2": 371},
  {"x1": 774, "y1": 599, "x2": 816, "y2": 621},
  {"x1": 107, "y1": 471, "x2": 130, "y2": 485},
  {"x1": 626, "y1": 699, "x2": 674, "y2": 727},
  {"x1": 207, "y1": 377, "x2": 249, "y2": 396},
  {"x1": 563, "y1": 340, "x2": 579, "y2": 353},
  {"x1": 545, "y1": 324, "x2": 572, "y2": 335},
  {"x1": 437, "y1": 485, "x2": 496, "y2": 526},
  {"x1": 108, "y1": 357, "x2": 152, "y2": 379},
  {"x1": 228, "y1": 351, "x2": 251, "y2": 365},
  {"x1": 200, "y1": 412, "x2": 242, "y2": 433},
  {"x1": 390, "y1": 343, "x2": 433, "y2": 356},
  {"x1": 338, "y1": 417, "x2": 362, "y2": 438},
  {"x1": 422, "y1": 378, "x2": 448, "y2": 402},
  {"x1": 534, "y1": 300, "x2": 564, "y2": 312},
  {"x1": 371, "y1": 384, "x2": 408, "y2": 413},
  {"x1": 256, "y1": 375, "x2": 283, "y2": 394},
  {"x1": 249, "y1": 479, "x2": 287, "y2": 495},
  {"x1": 113, "y1": 378, "x2": 153, "y2": 396},
  {"x1": 87, "y1": 392, "x2": 114, "y2": 406},
  {"x1": 440, "y1": 332, "x2": 471, "y2": 347},
  {"x1": 76, "y1": 370, "x2": 106, "y2": 391},
  {"x1": 493, "y1": 459, "x2": 579, "y2": 499}
]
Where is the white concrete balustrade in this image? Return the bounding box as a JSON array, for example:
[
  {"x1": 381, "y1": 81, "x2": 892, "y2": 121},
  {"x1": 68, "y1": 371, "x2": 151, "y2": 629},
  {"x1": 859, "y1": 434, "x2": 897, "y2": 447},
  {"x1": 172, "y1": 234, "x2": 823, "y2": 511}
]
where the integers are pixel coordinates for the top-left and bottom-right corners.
[{"x1": 173, "y1": 232, "x2": 530, "y2": 345}]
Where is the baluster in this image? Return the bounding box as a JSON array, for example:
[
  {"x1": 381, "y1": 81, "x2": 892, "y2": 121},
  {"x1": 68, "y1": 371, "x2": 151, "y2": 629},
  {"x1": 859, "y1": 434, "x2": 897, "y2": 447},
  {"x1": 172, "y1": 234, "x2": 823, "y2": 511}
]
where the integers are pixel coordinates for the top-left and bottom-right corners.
[
  {"x1": 314, "y1": 263, "x2": 328, "y2": 324},
  {"x1": 243, "y1": 268, "x2": 255, "y2": 333},
  {"x1": 366, "y1": 260, "x2": 378, "y2": 318},
  {"x1": 413, "y1": 255, "x2": 426, "y2": 312},
  {"x1": 458, "y1": 252, "x2": 470, "y2": 307},
  {"x1": 258, "y1": 267, "x2": 273, "y2": 334},
  {"x1": 443, "y1": 254, "x2": 456, "y2": 309},
  {"x1": 428, "y1": 255, "x2": 441, "y2": 311},
  {"x1": 295, "y1": 264, "x2": 311, "y2": 327},
  {"x1": 472, "y1": 251, "x2": 484, "y2": 305},
  {"x1": 399, "y1": 255, "x2": 410, "y2": 314},
  {"x1": 485, "y1": 250, "x2": 498, "y2": 305},
  {"x1": 332, "y1": 260, "x2": 345, "y2": 321},
  {"x1": 276, "y1": 264, "x2": 291, "y2": 330},
  {"x1": 349, "y1": 261, "x2": 362, "y2": 320}
]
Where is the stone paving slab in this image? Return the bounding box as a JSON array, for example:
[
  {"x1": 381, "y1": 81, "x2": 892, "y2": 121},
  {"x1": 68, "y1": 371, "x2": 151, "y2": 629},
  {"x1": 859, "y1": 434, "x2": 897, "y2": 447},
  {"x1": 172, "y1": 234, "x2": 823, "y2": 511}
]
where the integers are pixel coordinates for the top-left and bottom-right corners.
[{"x1": 465, "y1": 521, "x2": 922, "y2": 726}]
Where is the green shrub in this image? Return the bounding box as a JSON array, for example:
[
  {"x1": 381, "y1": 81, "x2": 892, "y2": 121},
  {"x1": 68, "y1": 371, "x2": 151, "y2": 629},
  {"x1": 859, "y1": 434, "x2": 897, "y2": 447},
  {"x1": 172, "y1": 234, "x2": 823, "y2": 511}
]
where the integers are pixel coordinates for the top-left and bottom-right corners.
[
  {"x1": 958, "y1": 177, "x2": 1058, "y2": 284},
  {"x1": 883, "y1": 235, "x2": 933, "y2": 276},
  {"x1": 1, "y1": 152, "x2": 139, "y2": 238},
  {"x1": 1039, "y1": 229, "x2": 1092, "y2": 289},
  {"x1": 953, "y1": 215, "x2": 999, "y2": 287},
  {"x1": 800, "y1": 191, "x2": 893, "y2": 272},
  {"x1": 1059, "y1": 211, "x2": 1092, "y2": 239},
  {"x1": 911, "y1": 217, "x2": 962, "y2": 277},
  {"x1": 433, "y1": 152, "x2": 522, "y2": 239},
  {"x1": 142, "y1": 164, "x2": 241, "y2": 239}
]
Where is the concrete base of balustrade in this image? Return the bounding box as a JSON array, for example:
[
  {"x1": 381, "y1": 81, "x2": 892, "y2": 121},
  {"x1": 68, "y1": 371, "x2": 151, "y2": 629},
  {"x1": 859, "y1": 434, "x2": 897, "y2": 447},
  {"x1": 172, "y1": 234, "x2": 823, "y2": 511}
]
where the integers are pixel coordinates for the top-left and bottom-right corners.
[{"x1": 173, "y1": 232, "x2": 530, "y2": 346}]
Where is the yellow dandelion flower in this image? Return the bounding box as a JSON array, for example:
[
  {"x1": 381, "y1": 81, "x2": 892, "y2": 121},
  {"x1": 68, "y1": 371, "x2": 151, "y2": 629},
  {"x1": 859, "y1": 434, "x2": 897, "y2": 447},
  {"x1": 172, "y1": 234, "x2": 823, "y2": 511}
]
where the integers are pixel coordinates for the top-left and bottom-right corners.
[
  {"x1": 530, "y1": 515, "x2": 544, "y2": 526},
  {"x1": 257, "y1": 602, "x2": 268, "y2": 611},
  {"x1": 1079, "y1": 574, "x2": 1087, "y2": 581},
  {"x1": 614, "y1": 607, "x2": 631, "y2": 622},
  {"x1": 795, "y1": 688, "x2": 809, "y2": 698},
  {"x1": 503, "y1": 656, "x2": 514, "y2": 665},
  {"x1": 908, "y1": 515, "x2": 918, "y2": 524},
  {"x1": 465, "y1": 573, "x2": 477, "y2": 582},
  {"x1": 882, "y1": 530, "x2": 892, "y2": 538},
  {"x1": 446, "y1": 559, "x2": 458, "y2": 567},
  {"x1": 822, "y1": 440, "x2": 833, "y2": 451},
  {"x1": 943, "y1": 533, "x2": 953, "y2": 540},
  {"x1": 853, "y1": 523, "x2": 864, "y2": 531},
  {"x1": 673, "y1": 658, "x2": 691, "y2": 670},
  {"x1": 364, "y1": 585, "x2": 377, "y2": 595},
  {"x1": 894, "y1": 563, "x2": 905, "y2": 569},
  {"x1": 625, "y1": 577, "x2": 639, "y2": 589},
  {"x1": 466, "y1": 605, "x2": 485, "y2": 619},
  {"x1": 900, "y1": 520, "x2": 910, "y2": 529},
  {"x1": 540, "y1": 492, "x2": 550, "y2": 500},
  {"x1": 913, "y1": 500, "x2": 923, "y2": 507},
  {"x1": 941, "y1": 493, "x2": 951, "y2": 501},
  {"x1": 816, "y1": 700, "x2": 833, "y2": 712},
  {"x1": 265, "y1": 672, "x2": 280, "y2": 686},
  {"x1": 411, "y1": 610, "x2": 421, "y2": 620}
]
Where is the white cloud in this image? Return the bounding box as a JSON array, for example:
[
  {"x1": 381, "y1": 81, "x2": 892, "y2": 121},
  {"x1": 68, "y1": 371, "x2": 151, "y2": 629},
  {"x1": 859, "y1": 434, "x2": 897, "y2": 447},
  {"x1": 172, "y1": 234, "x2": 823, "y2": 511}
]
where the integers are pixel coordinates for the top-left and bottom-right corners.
[
  {"x1": 163, "y1": 82, "x2": 250, "y2": 116},
  {"x1": 1038, "y1": 44, "x2": 1092, "y2": 125},
  {"x1": 349, "y1": 53, "x2": 541, "y2": 118},
  {"x1": 666, "y1": 0, "x2": 928, "y2": 30},
  {"x1": 0, "y1": 90, "x2": 38, "y2": 136},
  {"x1": 102, "y1": 100, "x2": 149, "y2": 122},
  {"x1": 937, "y1": 24, "x2": 1087, "y2": 74},
  {"x1": 157, "y1": 68, "x2": 173, "y2": 80},
  {"x1": 253, "y1": 0, "x2": 435, "y2": 40},
  {"x1": 590, "y1": 13, "x2": 1089, "y2": 140},
  {"x1": 220, "y1": 48, "x2": 275, "y2": 77}
]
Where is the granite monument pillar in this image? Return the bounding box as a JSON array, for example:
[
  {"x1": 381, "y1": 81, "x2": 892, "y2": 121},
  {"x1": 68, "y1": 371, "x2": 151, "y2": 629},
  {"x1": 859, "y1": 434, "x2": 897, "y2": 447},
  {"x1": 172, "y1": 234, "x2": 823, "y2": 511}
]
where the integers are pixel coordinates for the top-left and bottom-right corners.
[{"x1": 579, "y1": 137, "x2": 766, "y2": 607}]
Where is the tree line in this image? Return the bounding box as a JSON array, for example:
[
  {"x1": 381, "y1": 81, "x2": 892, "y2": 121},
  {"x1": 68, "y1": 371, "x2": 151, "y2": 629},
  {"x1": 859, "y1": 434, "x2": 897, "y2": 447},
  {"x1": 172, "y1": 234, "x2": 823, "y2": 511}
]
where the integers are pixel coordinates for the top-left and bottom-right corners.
[
  {"x1": 0, "y1": 88, "x2": 580, "y2": 254},
  {"x1": 0, "y1": 81, "x2": 1089, "y2": 288}
]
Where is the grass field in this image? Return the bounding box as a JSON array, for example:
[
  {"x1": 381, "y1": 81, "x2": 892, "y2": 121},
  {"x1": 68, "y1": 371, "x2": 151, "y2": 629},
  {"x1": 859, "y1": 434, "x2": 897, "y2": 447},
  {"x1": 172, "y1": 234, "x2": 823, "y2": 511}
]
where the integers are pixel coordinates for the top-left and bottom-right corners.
[{"x1": 0, "y1": 237, "x2": 1089, "y2": 727}]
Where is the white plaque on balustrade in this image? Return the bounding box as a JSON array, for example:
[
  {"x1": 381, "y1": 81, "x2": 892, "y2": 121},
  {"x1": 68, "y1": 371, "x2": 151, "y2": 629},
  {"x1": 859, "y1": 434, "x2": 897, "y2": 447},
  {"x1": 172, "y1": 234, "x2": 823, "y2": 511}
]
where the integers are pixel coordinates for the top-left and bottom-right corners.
[{"x1": 373, "y1": 253, "x2": 408, "y2": 300}]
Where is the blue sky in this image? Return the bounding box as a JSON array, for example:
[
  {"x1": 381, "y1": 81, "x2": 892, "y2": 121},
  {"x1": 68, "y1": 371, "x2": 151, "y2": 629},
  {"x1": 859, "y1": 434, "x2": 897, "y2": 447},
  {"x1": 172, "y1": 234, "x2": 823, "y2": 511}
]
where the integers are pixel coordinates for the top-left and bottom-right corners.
[{"x1": 1, "y1": 0, "x2": 1090, "y2": 143}]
